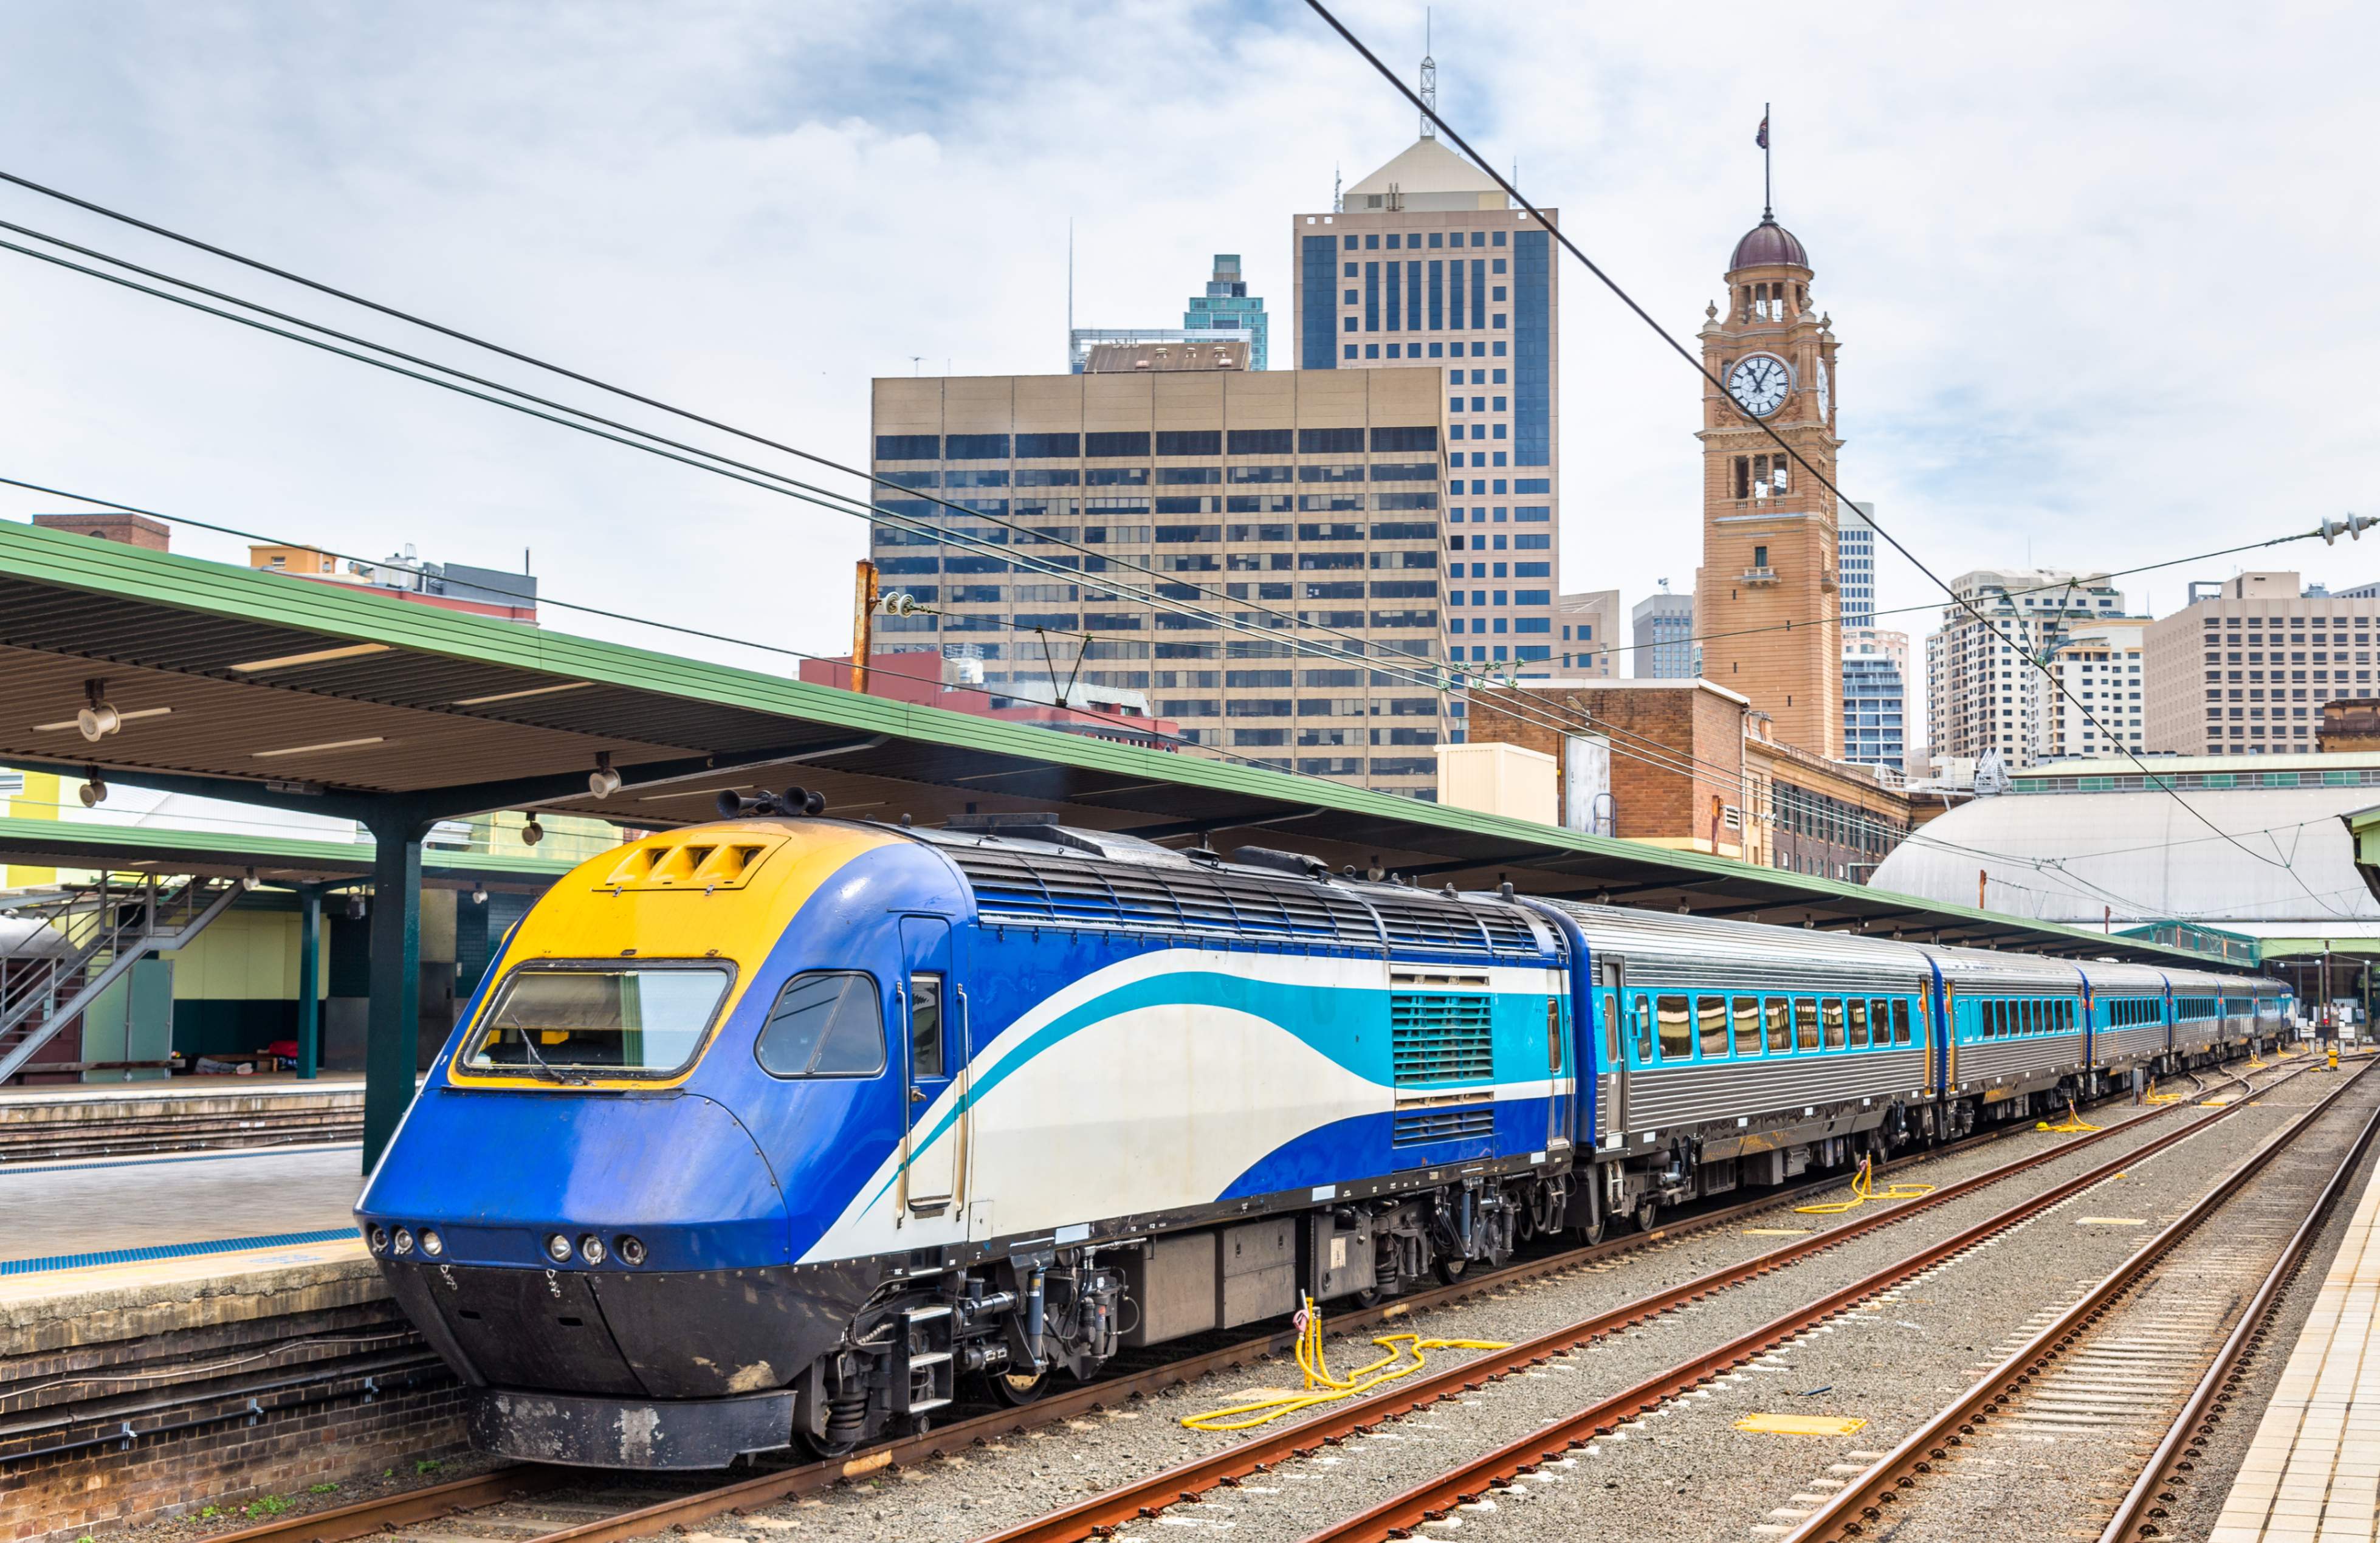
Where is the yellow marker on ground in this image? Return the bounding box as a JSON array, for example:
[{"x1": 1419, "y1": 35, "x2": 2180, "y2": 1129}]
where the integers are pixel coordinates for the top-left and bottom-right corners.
[
  {"x1": 1742, "y1": 1227, "x2": 1813, "y2": 1236},
  {"x1": 1735, "y1": 1413, "x2": 1869, "y2": 1436},
  {"x1": 2076, "y1": 1217, "x2": 2147, "y2": 1226}
]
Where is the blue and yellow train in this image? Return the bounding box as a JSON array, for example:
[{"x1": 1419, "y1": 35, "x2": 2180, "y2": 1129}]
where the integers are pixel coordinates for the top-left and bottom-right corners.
[{"x1": 356, "y1": 811, "x2": 2288, "y2": 1468}]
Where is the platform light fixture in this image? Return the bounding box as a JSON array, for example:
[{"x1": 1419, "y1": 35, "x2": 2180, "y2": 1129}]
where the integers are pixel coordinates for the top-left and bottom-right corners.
[
  {"x1": 588, "y1": 753, "x2": 622, "y2": 800},
  {"x1": 78, "y1": 767, "x2": 106, "y2": 806},
  {"x1": 520, "y1": 817, "x2": 545, "y2": 847},
  {"x1": 470, "y1": 885, "x2": 489, "y2": 905},
  {"x1": 346, "y1": 892, "x2": 366, "y2": 921}
]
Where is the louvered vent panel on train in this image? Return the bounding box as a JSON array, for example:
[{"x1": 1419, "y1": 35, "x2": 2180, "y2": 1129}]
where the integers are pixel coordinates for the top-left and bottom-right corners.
[
  {"x1": 1372, "y1": 898, "x2": 1490, "y2": 954},
  {"x1": 1391, "y1": 1106, "x2": 1496, "y2": 1147},
  {"x1": 1475, "y1": 907, "x2": 1539, "y2": 955},
  {"x1": 1391, "y1": 992, "x2": 1495, "y2": 1084},
  {"x1": 946, "y1": 844, "x2": 1380, "y2": 948}
]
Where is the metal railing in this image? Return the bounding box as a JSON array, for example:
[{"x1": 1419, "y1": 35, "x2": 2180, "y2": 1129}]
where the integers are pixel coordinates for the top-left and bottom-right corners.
[{"x1": 0, "y1": 875, "x2": 242, "y2": 1083}]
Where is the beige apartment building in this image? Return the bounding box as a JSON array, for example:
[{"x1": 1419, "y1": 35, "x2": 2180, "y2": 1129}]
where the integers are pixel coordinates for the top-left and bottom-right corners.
[
  {"x1": 869, "y1": 365, "x2": 1452, "y2": 800},
  {"x1": 2045, "y1": 617, "x2": 2147, "y2": 761},
  {"x1": 1293, "y1": 134, "x2": 1559, "y2": 672},
  {"x1": 1553, "y1": 589, "x2": 1618, "y2": 677},
  {"x1": 2143, "y1": 572, "x2": 2380, "y2": 755}
]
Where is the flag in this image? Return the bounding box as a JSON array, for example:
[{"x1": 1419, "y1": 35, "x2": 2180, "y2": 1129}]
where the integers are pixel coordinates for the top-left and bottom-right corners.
[{"x1": 1755, "y1": 115, "x2": 1769, "y2": 149}]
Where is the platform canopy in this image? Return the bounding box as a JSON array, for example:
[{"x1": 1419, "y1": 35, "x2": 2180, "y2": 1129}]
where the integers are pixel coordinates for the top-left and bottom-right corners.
[
  {"x1": 4, "y1": 519, "x2": 2253, "y2": 1164},
  {"x1": 0, "y1": 519, "x2": 2226, "y2": 964}
]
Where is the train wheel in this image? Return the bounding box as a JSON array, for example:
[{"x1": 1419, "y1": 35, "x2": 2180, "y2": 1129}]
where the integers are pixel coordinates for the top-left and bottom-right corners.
[
  {"x1": 793, "y1": 1425, "x2": 858, "y2": 1461},
  {"x1": 979, "y1": 1366, "x2": 1052, "y2": 1406},
  {"x1": 1633, "y1": 1197, "x2": 1660, "y2": 1234},
  {"x1": 1570, "y1": 1211, "x2": 1607, "y2": 1247},
  {"x1": 1433, "y1": 1254, "x2": 1469, "y2": 1285}
]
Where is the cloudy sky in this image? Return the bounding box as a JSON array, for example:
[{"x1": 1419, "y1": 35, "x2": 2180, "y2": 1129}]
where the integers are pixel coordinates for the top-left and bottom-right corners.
[{"x1": 0, "y1": 1, "x2": 2373, "y2": 711}]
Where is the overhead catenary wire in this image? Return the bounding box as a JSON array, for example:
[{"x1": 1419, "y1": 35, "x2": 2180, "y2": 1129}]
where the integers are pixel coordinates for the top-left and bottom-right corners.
[
  {"x1": 1297, "y1": 0, "x2": 2353, "y2": 909},
  {"x1": 0, "y1": 175, "x2": 2328, "y2": 906},
  {"x1": 0, "y1": 215, "x2": 1730, "y2": 816}
]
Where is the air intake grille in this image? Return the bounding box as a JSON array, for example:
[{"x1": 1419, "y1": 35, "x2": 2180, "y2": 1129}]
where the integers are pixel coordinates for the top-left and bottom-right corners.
[
  {"x1": 944, "y1": 847, "x2": 1383, "y2": 946},
  {"x1": 1392, "y1": 1106, "x2": 1496, "y2": 1147},
  {"x1": 1391, "y1": 992, "x2": 1494, "y2": 1084}
]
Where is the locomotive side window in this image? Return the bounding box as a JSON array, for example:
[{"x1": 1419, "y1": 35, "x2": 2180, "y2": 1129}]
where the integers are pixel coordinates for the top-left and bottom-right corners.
[
  {"x1": 1891, "y1": 998, "x2": 1911, "y2": 1045},
  {"x1": 1656, "y1": 995, "x2": 1693, "y2": 1062},
  {"x1": 1546, "y1": 998, "x2": 1563, "y2": 1074},
  {"x1": 755, "y1": 971, "x2": 886, "y2": 1078},
  {"x1": 1765, "y1": 998, "x2": 1792, "y2": 1054},
  {"x1": 1732, "y1": 997, "x2": 1762, "y2": 1057},
  {"x1": 466, "y1": 964, "x2": 731, "y2": 1076},
  {"x1": 1697, "y1": 997, "x2": 1729, "y2": 1059},
  {"x1": 1602, "y1": 991, "x2": 1619, "y2": 1064},
  {"x1": 909, "y1": 974, "x2": 946, "y2": 1079},
  {"x1": 1847, "y1": 999, "x2": 1869, "y2": 1048},
  {"x1": 1794, "y1": 998, "x2": 1820, "y2": 1051}
]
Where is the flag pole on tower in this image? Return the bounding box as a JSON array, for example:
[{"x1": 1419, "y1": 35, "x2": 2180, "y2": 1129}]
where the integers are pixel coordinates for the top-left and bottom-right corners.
[{"x1": 1757, "y1": 104, "x2": 1772, "y2": 219}]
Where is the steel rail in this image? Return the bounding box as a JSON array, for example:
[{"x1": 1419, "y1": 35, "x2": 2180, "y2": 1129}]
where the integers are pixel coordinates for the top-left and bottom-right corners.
[
  {"x1": 185, "y1": 1055, "x2": 2292, "y2": 1543},
  {"x1": 2096, "y1": 1076, "x2": 2380, "y2": 1541},
  {"x1": 1778, "y1": 1060, "x2": 2376, "y2": 1543},
  {"x1": 1281, "y1": 1060, "x2": 2340, "y2": 1543},
  {"x1": 968, "y1": 1062, "x2": 2315, "y2": 1543}
]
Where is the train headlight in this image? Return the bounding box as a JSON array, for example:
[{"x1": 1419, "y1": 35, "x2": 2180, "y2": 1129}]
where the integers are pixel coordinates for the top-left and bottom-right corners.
[
  {"x1": 368, "y1": 1225, "x2": 389, "y2": 1253},
  {"x1": 419, "y1": 1229, "x2": 443, "y2": 1257},
  {"x1": 393, "y1": 1228, "x2": 416, "y2": 1256},
  {"x1": 545, "y1": 1232, "x2": 574, "y2": 1263},
  {"x1": 615, "y1": 1234, "x2": 647, "y2": 1266},
  {"x1": 578, "y1": 1234, "x2": 607, "y2": 1266}
]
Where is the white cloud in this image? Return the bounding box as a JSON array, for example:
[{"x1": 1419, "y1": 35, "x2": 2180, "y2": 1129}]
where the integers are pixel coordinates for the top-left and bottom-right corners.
[{"x1": 0, "y1": 0, "x2": 2370, "y2": 722}]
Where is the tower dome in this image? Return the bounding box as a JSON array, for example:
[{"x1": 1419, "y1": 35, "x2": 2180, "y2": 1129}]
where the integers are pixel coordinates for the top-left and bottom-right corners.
[{"x1": 1728, "y1": 214, "x2": 1809, "y2": 271}]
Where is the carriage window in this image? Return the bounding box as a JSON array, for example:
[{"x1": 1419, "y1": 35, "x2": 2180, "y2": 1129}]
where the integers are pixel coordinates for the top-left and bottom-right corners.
[
  {"x1": 1634, "y1": 993, "x2": 1654, "y2": 1063},
  {"x1": 909, "y1": 974, "x2": 944, "y2": 1078},
  {"x1": 1871, "y1": 1000, "x2": 1892, "y2": 1045},
  {"x1": 1891, "y1": 998, "x2": 1912, "y2": 1045},
  {"x1": 1733, "y1": 997, "x2": 1763, "y2": 1057},
  {"x1": 1795, "y1": 998, "x2": 1820, "y2": 1051},
  {"x1": 1822, "y1": 998, "x2": 1846, "y2": 1050},
  {"x1": 469, "y1": 963, "x2": 732, "y2": 1076},
  {"x1": 1848, "y1": 999, "x2": 1869, "y2": 1048},
  {"x1": 1657, "y1": 995, "x2": 1693, "y2": 1060},
  {"x1": 1698, "y1": 997, "x2": 1730, "y2": 1059},
  {"x1": 754, "y1": 970, "x2": 886, "y2": 1078},
  {"x1": 1766, "y1": 998, "x2": 1793, "y2": 1054}
]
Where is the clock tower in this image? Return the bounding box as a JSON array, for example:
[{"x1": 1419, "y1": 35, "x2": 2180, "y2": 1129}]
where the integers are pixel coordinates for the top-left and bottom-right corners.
[{"x1": 1693, "y1": 211, "x2": 1843, "y2": 758}]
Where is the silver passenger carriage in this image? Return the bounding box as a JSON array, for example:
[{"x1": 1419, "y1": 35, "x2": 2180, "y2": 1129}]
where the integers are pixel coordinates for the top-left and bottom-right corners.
[
  {"x1": 1532, "y1": 902, "x2": 1935, "y2": 1232},
  {"x1": 1919, "y1": 943, "x2": 2088, "y2": 1127}
]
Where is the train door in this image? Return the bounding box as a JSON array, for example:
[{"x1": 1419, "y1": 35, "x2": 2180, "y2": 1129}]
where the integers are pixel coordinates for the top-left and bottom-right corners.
[
  {"x1": 1599, "y1": 957, "x2": 1626, "y2": 1138},
  {"x1": 1544, "y1": 960, "x2": 1572, "y2": 1153},
  {"x1": 897, "y1": 915, "x2": 960, "y2": 1215}
]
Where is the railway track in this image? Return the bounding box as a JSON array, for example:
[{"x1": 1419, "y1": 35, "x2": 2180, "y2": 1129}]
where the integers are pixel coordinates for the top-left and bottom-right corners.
[
  {"x1": 179, "y1": 1054, "x2": 2300, "y2": 1543},
  {"x1": 0, "y1": 1107, "x2": 362, "y2": 1165},
  {"x1": 1780, "y1": 1056, "x2": 2380, "y2": 1543}
]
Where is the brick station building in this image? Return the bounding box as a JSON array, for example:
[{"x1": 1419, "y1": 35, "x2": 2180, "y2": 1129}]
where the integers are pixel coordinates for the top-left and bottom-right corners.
[{"x1": 1467, "y1": 678, "x2": 1955, "y2": 883}]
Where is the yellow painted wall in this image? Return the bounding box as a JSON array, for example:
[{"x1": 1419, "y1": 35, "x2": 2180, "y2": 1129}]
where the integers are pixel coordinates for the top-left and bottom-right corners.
[
  {"x1": 162, "y1": 910, "x2": 311, "y2": 1000},
  {"x1": 2, "y1": 768, "x2": 60, "y2": 888}
]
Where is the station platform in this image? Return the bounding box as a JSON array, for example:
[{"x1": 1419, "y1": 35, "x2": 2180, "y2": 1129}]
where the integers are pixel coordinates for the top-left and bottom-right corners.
[
  {"x1": 0, "y1": 1141, "x2": 365, "y2": 1276},
  {"x1": 0, "y1": 1072, "x2": 366, "y2": 1163},
  {"x1": 2211, "y1": 1160, "x2": 2380, "y2": 1540}
]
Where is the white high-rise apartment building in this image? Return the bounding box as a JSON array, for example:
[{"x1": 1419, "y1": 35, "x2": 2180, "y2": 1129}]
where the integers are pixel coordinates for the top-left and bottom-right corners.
[
  {"x1": 1837, "y1": 502, "x2": 1877, "y2": 627},
  {"x1": 2045, "y1": 618, "x2": 2147, "y2": 760},
  {"x1": 1924, "y1": 568, "x2": 2126, "y2": 771}
]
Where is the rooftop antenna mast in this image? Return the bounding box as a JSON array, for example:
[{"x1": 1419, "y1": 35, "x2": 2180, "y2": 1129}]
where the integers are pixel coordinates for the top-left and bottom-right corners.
[
  {"x1": 1419, "y1": 9, "x2": 1437, "y2": 138},
  {"x1": 1066, "y1": 217, "x2": 1074, "y2": 369}
]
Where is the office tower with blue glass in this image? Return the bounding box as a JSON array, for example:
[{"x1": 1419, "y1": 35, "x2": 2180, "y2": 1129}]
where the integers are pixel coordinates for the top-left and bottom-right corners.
[
  {"x1": 1183, "y1": 255, "x2": 1268, "y2": 369},
  {"x1": 1294, "y1": 134, "x2": 1560, "y2": 673},
  {"x1": 1841, "y1": 628, "x2": 1908, "y2": 769}
]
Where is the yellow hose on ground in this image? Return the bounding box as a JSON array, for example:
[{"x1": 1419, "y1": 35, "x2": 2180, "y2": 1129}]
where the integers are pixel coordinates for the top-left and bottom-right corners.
[
  {"x1": 2037, "y1": 1096, "x2": 2100, "y2": 1133},
  {"x1": 1791, "y1": 1155, "x2": 1935, "y2": 1217},
  {"x1": 1179, "y1": 1294, "x2": 1509, "y2": 1432}
]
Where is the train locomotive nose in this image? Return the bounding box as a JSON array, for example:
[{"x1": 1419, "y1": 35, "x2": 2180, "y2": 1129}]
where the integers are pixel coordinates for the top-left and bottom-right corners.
[{"x1": 359, "y1": 1088, "x2": 810, "y2": 1465}]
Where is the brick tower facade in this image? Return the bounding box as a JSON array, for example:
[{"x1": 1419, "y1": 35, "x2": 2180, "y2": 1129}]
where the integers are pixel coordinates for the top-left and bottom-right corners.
[{"x1": 1693, "y1": 213, "x2": 1842, "y2": 757}]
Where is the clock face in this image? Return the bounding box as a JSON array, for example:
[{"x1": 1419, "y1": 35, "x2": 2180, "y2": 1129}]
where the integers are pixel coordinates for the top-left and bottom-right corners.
[
  {"x1": 1727, "y1": 354, "x2": 1792, "y2": 418},
  {"x1": 1815, "y1": 360, "x2": 1832, "y2": 422}
]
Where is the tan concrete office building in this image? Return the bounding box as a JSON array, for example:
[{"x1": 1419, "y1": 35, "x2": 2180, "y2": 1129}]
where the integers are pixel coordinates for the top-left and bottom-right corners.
[
  {"x1": 1553, "y1": 589, "x2": 1618, "y2": 677},
  {"x1": 1924, "y1": 567, "x2": 2127, "y2": 771},
  {"x1": 869, "y1": 366, "x2": 1451, "y2": 800},
  {"x1": 1293, "y1": 134, "x2": 1559, "y2": 672},
  {"x1": 2143, "y1": 572, "x2": 2380, "y2": 755}
]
